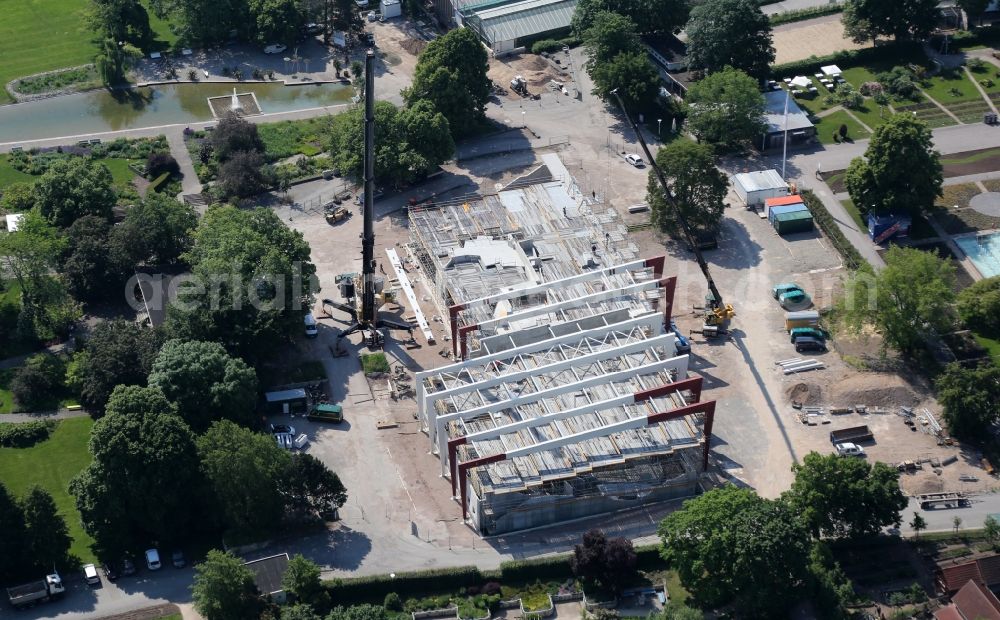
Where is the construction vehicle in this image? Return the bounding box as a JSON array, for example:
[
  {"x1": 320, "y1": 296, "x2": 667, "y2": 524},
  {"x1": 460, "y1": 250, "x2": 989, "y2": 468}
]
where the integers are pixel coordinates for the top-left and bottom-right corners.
[
  {"x1": 610, "y1": 90, "x2": 734, "y2": 329},
  {"x1": 325, "y1": 205, "x2": 351, "y2": 224},
  {"x1": 7, "y1": 573, "x2": 65, "y2": 608}
]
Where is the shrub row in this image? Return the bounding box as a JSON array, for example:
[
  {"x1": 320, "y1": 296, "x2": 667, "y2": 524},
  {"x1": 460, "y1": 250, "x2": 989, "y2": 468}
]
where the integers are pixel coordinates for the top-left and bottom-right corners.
[
  {"x1": 325, "y1": 566, "x2": 489, "y2": 605},
  {"x1": 530, "y1": 36, "x2": 581, "y2": 55},
  {"x1": 634, "y1": 543, "x2": 666, "y2": 570},
  {"x1": 771, "y1": 41, "x2": 925, "y2": 78},
  {"x1": 769, "y1": 3, "x2": 843, "y2": 26},
  {"x1": 0, "y1": 420, "x2": 57, "y2": 448},
  {"x1": 800, "y1": 190, "x2": 869, "y2": 271},
  {"x1": 498, "y1": 556, "x2": 572, "y2": 582}
]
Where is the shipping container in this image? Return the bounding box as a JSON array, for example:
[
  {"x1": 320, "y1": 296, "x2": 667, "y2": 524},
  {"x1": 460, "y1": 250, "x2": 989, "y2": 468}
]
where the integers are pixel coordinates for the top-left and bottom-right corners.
[
  {"x1": 767, "y1": 203, "x2": 809, "y2": 224},
  {"x1": 731, "y1": 170, "x2": 788, "y2": 207},
  {"x1": 773, "y1": 210, "x2": 814, "y2": 235},
  {"x1": 785, "y1": 310, "x2": 820, "y2": 330}
]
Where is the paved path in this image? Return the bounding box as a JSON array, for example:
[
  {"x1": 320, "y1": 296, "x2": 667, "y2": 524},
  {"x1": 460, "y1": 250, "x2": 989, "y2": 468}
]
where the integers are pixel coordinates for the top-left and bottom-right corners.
[
  {"x1": 165, "y1": 130, "x2": 202, "y2": 196},
  {"x1": 0, "y1": 410, "x2": 89, "y2": 422}
]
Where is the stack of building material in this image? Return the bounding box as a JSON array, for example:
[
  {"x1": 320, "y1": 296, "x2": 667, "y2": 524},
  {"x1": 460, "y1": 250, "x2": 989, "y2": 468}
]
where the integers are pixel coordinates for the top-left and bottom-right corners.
[{"x1": 776, "y1": 357, "x2": 825, "y2": 374}]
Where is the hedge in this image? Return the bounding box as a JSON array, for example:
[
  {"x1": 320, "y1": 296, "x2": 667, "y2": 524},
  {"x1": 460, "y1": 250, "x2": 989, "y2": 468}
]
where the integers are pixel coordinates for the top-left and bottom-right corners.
[
  {"x1": 771, "y1": 41, "x2": 924, "y2": 78},
  {"x1": 325, "y1": 566, "x2": 489, "y2": 605},
  {"x1": 769, "y1": 3, "x2": 843, "y2": 27},
  {"x1": 800, "y1": 190, "x2": 869, "y2": 271},
  {"x1": 148, "y1": 171, "x2": 171, "y2": 193},
  {"x1": 634, "y1": 543, "x2": 667, "y2": 570},
  {"x1": 499, "y1": 556, "x2": 572, "y2": 582},
  {"x1": 0, "y1": 419, "x2": 58, "y2": 448}
]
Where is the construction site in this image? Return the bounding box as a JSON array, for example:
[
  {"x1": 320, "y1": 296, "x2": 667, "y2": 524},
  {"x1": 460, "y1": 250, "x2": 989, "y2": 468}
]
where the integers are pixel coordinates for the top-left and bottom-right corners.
[{"x1": 407, "y1": 154, "x2": 714, "y2": 535}]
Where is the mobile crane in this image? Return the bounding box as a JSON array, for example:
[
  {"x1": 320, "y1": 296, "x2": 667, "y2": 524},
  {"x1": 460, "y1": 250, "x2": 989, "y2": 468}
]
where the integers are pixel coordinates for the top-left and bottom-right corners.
[{"x1": 610, "y1": 89, "x2": 735, "y2": 329}]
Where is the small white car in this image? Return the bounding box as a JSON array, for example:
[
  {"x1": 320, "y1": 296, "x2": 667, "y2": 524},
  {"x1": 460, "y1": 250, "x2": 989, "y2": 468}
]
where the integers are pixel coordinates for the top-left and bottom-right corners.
[
  {"x1": 624, "y1": 153, "x2": 644, "y2": 167},
  {"x1": 264, "y1": 44, "x2": 287, "y2": 54},
  {"x1": 835, "y1": 442, "x2": 865, "y2": 457},
  {"x1": 145, "y1": 548, "x2": 161, "y2": 571}
]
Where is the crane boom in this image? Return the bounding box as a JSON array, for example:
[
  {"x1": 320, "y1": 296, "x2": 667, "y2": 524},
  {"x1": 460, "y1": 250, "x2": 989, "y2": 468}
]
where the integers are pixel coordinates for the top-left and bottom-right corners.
[{"x1": 609, "y1": 90, "x2": 726, "y2": 311}]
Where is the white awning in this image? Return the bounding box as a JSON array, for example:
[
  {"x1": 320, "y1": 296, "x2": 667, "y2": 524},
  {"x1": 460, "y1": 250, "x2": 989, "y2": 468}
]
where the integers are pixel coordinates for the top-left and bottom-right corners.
[
  {"x1": 821, "y1": 64, "x2": 842, "y2": 76},
  {"x1": 790, "y1": 75, "x2": 811, "y2": 88}
]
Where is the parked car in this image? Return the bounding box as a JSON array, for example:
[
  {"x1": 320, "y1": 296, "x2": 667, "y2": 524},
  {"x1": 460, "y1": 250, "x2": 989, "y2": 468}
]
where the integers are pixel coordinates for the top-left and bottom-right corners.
[
  {"x1": 263, "y1": 44, "x2": 287, "y2": 54},
  {"x1": 624, "y1": 153, "x2": 644, "y2": 167},
  {"x1": 270, "y1": 424, "x2": 295, "y2": 436},
  {"x1": 305, "y1": 22, "x2": 323, "y2": 34},
  {"x1": 102, "y1": 563, "x2": 119, "y2": 582},
  {"x1": 83, "y1": 564, "x2": 100, "y2": 586},
  {"x1": 304, "y1": 313, "x2": 318, "y2": 338},
  {"x1": 772, "y1": 282, "x2": 803, "y2": 299},
  {"x1": 121, "y1": 558, "x2": 136, "y2": 576},
  {"x1": 790, "y1": 327, "x2": 828, "y2": 343},
  {"x1": 171, "y1": 551, "x2": 186, "y2": 569},
  {"x1": 145, "y1": 549, "x2": 161, "y2": 571},
  {"x1": 834, "y1": 442, "x2": 865, "y2": 457},
  {"x1": 794, "y1": 336, "x2": 827, "y2": 353},
  {"x1": 779, "y1": 289, "x2": 811, "y2": 310}
]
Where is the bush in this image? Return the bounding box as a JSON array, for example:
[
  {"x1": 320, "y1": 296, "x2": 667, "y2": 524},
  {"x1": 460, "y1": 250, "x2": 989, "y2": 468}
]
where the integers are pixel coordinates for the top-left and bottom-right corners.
[
  {"x1": 0, "y1": 420, "x2": 57, "y2": 447},
  {"x1": 384, "y1": 592, "x2": 402, "y2": 611},
  {"x1": 958, "y1": 276, "x2": 1000, "y2": 335},
  {"x1": 148, "y1": 172, "x2": 171, "y2": 193},
  {"x1": 10, "y1": 354, "x2": 67, "y2": 411},
  {"x1": 324, "y1": 566, "x2": 487, "y2": 605},
  {"x1": 147, "y1": 152, "x2": 180, "y2": 177},
  {"x1": 360, "y1": 352, "x2": 390, "y2": 375},
  {"x1": 531, "y1": 39, "x2": 562, "y2": 54},
  {"x1": 499, "y1": 556, "x2": 572, "y2": 582},
  {"x1": 769, "y1": 3, "x2": 842, "y2": 26}
]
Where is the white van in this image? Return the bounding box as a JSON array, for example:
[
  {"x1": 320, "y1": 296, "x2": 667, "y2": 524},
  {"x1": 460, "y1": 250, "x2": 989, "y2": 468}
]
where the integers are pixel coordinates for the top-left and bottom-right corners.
[
  {"x1": 835, "y1": 442, "x2": 865, "y2": 457},
  {"x1": 304, "y1": 313, "x2": 318, "y2": 338},
  {"x1": 83, "y1": 563, "x2": 100, "y2": 585},
  {"x1": 145, "y1": 548, "x2": 161, "y2": 571}
]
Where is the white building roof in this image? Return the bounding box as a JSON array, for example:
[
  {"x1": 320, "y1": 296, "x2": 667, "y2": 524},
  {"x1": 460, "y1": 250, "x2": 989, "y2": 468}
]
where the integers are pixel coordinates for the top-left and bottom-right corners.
[
  {"x1": 468, "y1": 0, "x2": 577, "y2": 44},
  {"x1": 763, "y1": 90, "x2": 815, "y2": 134},
  {"x1": 733, "y1": 169, "x2": 786, "y2": 193}
]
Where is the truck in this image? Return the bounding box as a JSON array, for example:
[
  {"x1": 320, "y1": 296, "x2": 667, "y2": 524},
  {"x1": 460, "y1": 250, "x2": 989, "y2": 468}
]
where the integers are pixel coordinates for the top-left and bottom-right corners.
[
  {"x1": 829, "y1": 425, "x2": 873, "y2": 445},
  {"x1": 785, "y1": 310, "x2": 820, "y2": 331},
  {"x1": 7, "y1": 573, "x2": 65, "y2": 608},
  {"x1": 307, "y1": 403, "x2": 343, "y2": 423}
]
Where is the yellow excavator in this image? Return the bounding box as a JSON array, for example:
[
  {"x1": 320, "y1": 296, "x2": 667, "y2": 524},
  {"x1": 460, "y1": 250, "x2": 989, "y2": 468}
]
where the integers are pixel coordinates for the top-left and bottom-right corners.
[{"x1": 611, "y1": 90, "x2": 735, "y2": 329}]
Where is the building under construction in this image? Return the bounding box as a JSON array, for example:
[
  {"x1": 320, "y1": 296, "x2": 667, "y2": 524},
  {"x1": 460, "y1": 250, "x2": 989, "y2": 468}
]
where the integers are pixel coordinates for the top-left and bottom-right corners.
[{"x1": 409, "y1": 155, "x2": 716, "y2": 535}]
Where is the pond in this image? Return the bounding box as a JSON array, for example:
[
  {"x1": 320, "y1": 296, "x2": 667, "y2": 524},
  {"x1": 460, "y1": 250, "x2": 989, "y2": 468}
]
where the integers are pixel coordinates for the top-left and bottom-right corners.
[{"x1": 0, "y1": 82, "x2": 352, "y2": 143}]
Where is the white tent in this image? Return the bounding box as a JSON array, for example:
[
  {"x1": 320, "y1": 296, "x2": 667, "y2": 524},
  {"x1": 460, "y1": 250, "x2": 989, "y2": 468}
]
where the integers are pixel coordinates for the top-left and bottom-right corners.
[
  {"x1": 821, "y1": 64, "x2": 842, "y2": 76},
  {"x1": 790, "y1": 75, "x2": 811, "y2": 88}
]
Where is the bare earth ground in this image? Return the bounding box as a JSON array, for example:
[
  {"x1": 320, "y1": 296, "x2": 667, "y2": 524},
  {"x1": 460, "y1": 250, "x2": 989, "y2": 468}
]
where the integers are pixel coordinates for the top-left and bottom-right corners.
[{"x1": 772, "y1": 14, "x2": 873, "y2": 65}]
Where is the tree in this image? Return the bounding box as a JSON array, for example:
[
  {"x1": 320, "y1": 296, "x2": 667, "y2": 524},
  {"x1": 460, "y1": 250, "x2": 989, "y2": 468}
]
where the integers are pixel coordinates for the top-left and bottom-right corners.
[
  {"x1": 147, "y1": 152, "x2": 180, "y2": 177},
  {"x1": 70, "y1": 392, "x2": 202, "y2": 556},
  {"x1": 985, "y1": 515, "x2": 1000, "y2": 548},
  {"x1": 953, "y1": 515, "x2": 963, "y2": 534},
  {"x1": 910, "y1": 512, "x2": 927, "y2": 539},
  {"x1": 72, "y1": 319, "x2": 161, "y2": 414},
  {"x1": 328, "y1": 100, "x2": 454, "y2": 188},
  {"x1": 212, "y1": 112, "x2": 266, "y2": 161},
  {"x1": 192, "y1": 549, "x2": 264, "y2": 620},
  {"x1": 161, "y1": 0, "x2": 249, "y2": 44},
  {"x1": 105, "y1": 384, "x2": 177, "y2": 417},
  {"x1": 841, "y1": 0, "x2": 939, "y2": 43},
  {"x1": 198, "y1": 420, "x2": 292, "y2": 537},
  {"x1": 936, "y1": 363, "x2": 1000, "y2": 439},
  {"x1": 217, "y1": 150, "x2": 274, "y2": 199},
  {"x1": 957, "y1": 276, "x2": 1000, "y2": 336},
  {"x1": 0, "y1": 182, "x2": 36, "y2": 213},
  {"x1": 587, "y1": 50, "x2": 661, "y2": 113},
  {"x1": 959, "y1": 0, "x2": 990, "y2": 26},
  {"x1": 786, "y1": 452, "x2": 907, "y2": 539},
  {"x1": 686, "y1": 0, "x2": 773, "y2": 79},
  {"x1": 583, "y1": 12, "x2": 642, "y2": 67},
  {"x1": 62, "y1": 215, "x2": 119, "y2": 302},
  {"x1": 845, "y1": 114, "x2": 941, "y2": 217},
  {"x1": 95, "y1": 37, "x2": 143, "y2": 86},
  {"x1": 283, "y1": 554, "x2": 326, "y2": 606},
  {"x1": 570, "y1": 529, "x2": 638, "y2": 594},
  {"x1": 0, "y1": 482, "x2": 29, "y2": 582},
  {"x1": 571, "y1": 0, "x2": 689, "y2": 36},
  {"x1": 650, "y1": 604, "x2": 703, "y2": 620},
  {"x1": 250, "y1": 0, "x2": 304, "y2": 45},
  {"x1": 21, "y1": 485, "x2": 72, "y2": 569},
  {"x1": 646, "y1": 139, "x2": 727, "y2": 236},
  {"x1": 841, "y1": 247, "x2": 956, "y2": 354},
  {"x1": 165, "y1": 206, "x2": 317, "y2": 361},
  {"x1": 148, "y1": 339, "x2": 258, "y2": 431},
  {"x1": 658, "y1": 486, "x2": 810, "y2": 614},
  {"x1": 404, "y1": 28, "x2": 490, "y2": 137},
  {"x1": 10, "y1": 353, "x2": 66, "y2": 411},
  {"x1": 806, "y1": 541, "x2": 856, "y2": 618},
  {"x1": 283, "y1": 453, "x2": 348, "y2": 516},
  {"x1": 282, "y1": 605, "x2": 322, "y2": 620},
  {"x1": 109, "y1": 192, "x2": 198, "y2": 268},
  {"x1": 684, "y1": 67, "x2": 766, "y2": 149},
  {"x1": 88, "y1": 0, "x2": 153, "y2": 45},
  {"x1": 35, "y1": 158, "x2": 116, "y2": 228}
]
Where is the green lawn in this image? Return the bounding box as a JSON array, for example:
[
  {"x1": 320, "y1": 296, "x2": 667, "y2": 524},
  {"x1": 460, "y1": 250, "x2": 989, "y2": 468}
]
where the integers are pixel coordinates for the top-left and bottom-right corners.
[
  {"x1": 95, "y1": 157, "x2": 139, "y2": 185},
  {"x1": 0, "y1": 369, "x2": 14, "y2": 414},
  {"x1": 841, "y1": 199, "x2": 866, "y2": 230},
  {"x1": 922, "y1": 70, "x2": 983, "y2": 105},
  {"x1": 814, "y1": 109, "x2": 869, "y2": 145},
  {"x1": 0, "y1": 154, "x2": 138, "y2": 190},
  {"x1": 0, "y1": 154, "x2": 35, "y2": 187},
  {"x1": 974, "y1": 333, "x2": 1000, "y2": 361},
  {"x1": 0, "y1": 0, "x2": 177, "y2": 104},
  {"x1": 0, "y1": 416, "x2": 96, "y2": 563}
]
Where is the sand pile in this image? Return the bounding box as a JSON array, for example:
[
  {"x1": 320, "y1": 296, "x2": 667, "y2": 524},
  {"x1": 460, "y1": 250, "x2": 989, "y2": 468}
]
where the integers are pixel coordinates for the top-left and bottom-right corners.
[
  {"x1": 828, "y1": 374, "x2": 920, "y2": 407},
  {"x1": 786, "y1": 382, "x2": 822, "y2": 406}
]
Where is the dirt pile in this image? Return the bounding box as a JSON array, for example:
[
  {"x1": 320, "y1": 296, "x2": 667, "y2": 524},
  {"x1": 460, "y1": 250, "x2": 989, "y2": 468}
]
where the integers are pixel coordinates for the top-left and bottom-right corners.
[
  {"x1": 399, "y1": 38, "x2": 426, "y2": 56},
  {"x1": 828, "y1": 374, "x2": 921, "y2": 407},
  {"x1": 786, "y1": 382, "x2": 822, "y2": 406}
]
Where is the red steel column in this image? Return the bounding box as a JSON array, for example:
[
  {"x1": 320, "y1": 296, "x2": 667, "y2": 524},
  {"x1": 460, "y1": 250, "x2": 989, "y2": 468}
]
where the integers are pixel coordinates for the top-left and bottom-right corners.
[
  {"x1": 701, "y1": 404, "x2": 716, "y2": 471},
  {"x1": 458, "y1": 453, "x2": 506, "y2": 519},
  {"x1": 659, "y1": 276, "x2": 677, "y2": 324},
  {"x1": 448, "y1": 304, "x2": 465, "y2": 357},
  {"x1": 458, "y1": 325, "x2": 477, "y2": 360},
  {"x1": 633, "y1": 376, "x2": 703, "y2": 404},
  {"x1": 447, "y1": 436, "x2": 467, "y2": 496},
  {"x1": 644, "y1": 255, "x2": 666, "y2": 278}
]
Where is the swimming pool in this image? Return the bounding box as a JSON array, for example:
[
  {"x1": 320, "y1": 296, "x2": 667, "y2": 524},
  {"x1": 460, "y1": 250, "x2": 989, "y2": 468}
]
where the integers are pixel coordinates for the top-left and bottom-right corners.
[{"x1": 955, "y1": 232, "x2": 1000, "y2": 278}]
